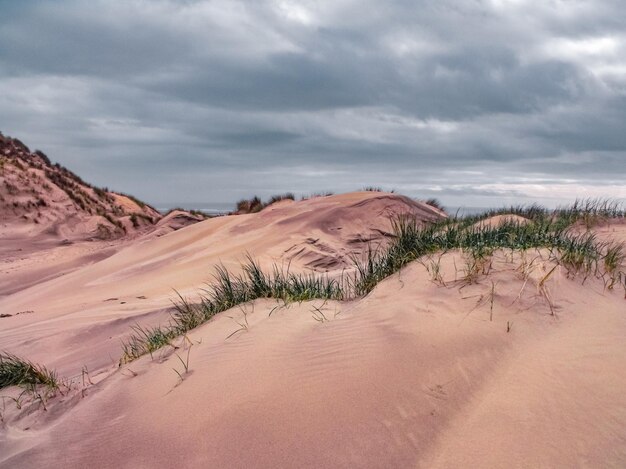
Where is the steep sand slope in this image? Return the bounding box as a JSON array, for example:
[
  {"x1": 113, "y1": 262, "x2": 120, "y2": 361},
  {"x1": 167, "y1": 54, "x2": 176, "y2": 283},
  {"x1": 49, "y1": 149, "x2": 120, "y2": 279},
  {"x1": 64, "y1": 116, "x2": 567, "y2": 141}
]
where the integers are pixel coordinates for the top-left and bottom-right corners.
[
  {"x1": 0, "y1": 133, "x2": 161, "y2": 242},
  {"x1": 0, "y1": 192, "x2": 442, "y2": 376},
  {"x1": 1, "y1": 133, "x2": 208, "y2": 295},
  {"x1": 1, "y1": 239, "x2": 625, "y2": 468}
]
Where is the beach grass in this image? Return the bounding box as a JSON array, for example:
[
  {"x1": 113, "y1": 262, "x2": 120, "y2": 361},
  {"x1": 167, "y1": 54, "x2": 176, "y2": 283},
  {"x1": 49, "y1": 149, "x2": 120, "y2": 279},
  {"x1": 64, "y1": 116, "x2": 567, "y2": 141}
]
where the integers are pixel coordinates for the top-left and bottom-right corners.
[
  {"x1": 350, "y1": 208, "x2": 623, "y2": 295},
  {"x1": 0, "y1": 353, "x2": 59, "y2": 391},
  {"x1": 120, "y1": 256, "x2": 344, "y2": 363},
  {"x1": 120, "y1": 198, "x2": 625, "y2": 363}
]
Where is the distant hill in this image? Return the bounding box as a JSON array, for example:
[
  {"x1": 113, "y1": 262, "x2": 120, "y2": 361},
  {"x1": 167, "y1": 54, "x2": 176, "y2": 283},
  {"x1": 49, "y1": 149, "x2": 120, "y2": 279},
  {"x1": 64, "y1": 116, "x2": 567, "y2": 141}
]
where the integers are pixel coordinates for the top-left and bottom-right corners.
[{"x1": 0, "y1": 132, "x2": 167, "y2": 241}]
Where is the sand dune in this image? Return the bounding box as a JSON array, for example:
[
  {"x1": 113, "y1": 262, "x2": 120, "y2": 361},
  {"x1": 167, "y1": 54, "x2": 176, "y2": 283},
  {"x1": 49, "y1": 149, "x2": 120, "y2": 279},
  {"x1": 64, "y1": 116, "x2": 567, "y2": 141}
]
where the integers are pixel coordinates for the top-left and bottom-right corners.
[
  {"x1": 0, "y1": 192, "x2": 441, "y2": 375},
  {"x1": 0, "y1": 134, "x2": 162, "y2": 243},
  {"x1": 1, "y1": 192, "x2": 625, "y2": 468},
  {"x1": 2, "y1": 246, "x2": 626, "y2": 467}
]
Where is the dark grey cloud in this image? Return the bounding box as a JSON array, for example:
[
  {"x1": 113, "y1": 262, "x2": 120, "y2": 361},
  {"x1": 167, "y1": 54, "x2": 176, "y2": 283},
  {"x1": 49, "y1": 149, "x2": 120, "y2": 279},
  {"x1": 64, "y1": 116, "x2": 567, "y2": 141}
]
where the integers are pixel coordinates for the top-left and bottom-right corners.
[{"x1": 0, "y1": 0, "x2": 625, "y2": 208}]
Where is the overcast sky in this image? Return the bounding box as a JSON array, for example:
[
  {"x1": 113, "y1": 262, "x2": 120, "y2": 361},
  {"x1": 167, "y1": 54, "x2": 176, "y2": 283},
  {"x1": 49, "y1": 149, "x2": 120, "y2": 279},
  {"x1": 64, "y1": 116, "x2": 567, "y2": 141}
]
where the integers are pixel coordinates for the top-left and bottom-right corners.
[{"x1": 1, "y1": 0, "x2": 625, "y2": 209}]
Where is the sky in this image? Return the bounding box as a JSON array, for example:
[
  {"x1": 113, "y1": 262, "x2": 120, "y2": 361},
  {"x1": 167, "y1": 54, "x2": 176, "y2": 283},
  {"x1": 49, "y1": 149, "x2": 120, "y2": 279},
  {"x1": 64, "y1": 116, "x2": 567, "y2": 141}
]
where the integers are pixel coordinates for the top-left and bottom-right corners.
[{"x1": 1, "y1": 0, "x2": 625, "y2": 209}]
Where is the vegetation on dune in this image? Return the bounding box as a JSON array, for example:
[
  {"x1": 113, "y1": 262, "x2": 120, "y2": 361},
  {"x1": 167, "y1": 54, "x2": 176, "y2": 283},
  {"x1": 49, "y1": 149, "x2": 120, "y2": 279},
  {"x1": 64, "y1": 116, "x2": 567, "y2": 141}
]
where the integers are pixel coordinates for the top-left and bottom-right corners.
[
  {"x1": 350, "y1": 213, "x2": 622, "y2": 296},
  {"x1": 456, "y1": 198, "x2": 624, "y2": 230},
  {"x1": 235, "y1": 193, "x2": 296, "y2": 214},
  {"x1": 300, "y1": 192, "x2": 334, "y2": 200},
  {"x1": 122, "y1": 192, "x2": 146, "y2": 208},
  {"x1": 0, "y1": 353, "x2": 59, "y2": 391},
  {"x1": 33, "y1": 150, "x2": 52, "y2": 166},
  {"x1": 130, "y1": 212, "x2": 157, "y2": 228},
  {"x1": 120, "y1": 198, "x2": 625, "y2": 364},
  {"x1": 93, "y1": 186, "x2": 115, "y2": 203},
  {"x1": 2, "y1": 196, "x2": 624, "y2": 413},
  {"x1": 424, "y1": 198, "x2": 445, "y2": 211},
  {"x1": 555, "y1": 199, "x2": 624, "y2": 229},
  {"x1": 356, "y1": 198, "x2": 624, "y2": 293},
  {"x1": 267, "y1": 192, "x2": 296, "y2": 205},
  {"x1": 236, "y1": 195, "x2": 263, "y2": 213},
  {"x1": 120, "y1": 257, "x2": 344, "y2": 363},
  {"x1": 189, "y1": 209, "x2": 211, "y2": 219},
  {"x1": 162, "y1": 207, "x2": 213, "y2": 218},
  {"x1": 116, "y1": 191, "x2": 159, "y2": 214},
  {"x1": 102, "y1": 213, "x2": 126, "y2": 232},
  {"x1": 362, "y1": 186, "x2": 397, "y2": 193},
  {"x1": 0, "y1": 353, "x2": 97, "y2": 414},
  {"x1": 1, "y1": 134, "x2": 158, "y2": 232}
]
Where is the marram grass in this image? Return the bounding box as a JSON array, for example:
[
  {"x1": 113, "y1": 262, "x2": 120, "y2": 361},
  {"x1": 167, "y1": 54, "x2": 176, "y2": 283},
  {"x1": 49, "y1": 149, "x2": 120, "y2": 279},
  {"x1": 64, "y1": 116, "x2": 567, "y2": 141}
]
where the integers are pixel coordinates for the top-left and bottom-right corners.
[
  {"x1": 0, "y1": 352, "x2": 59, "y2": 390},
  {"x1": 121, "y1": 199, "x2": 625, "y2": 363},
  {"x1": 349, "y1": 215, "x2": 621, "y2": 296},
  {"x1": 120, "y1": 256, "x2": 344, "y2": 363}
]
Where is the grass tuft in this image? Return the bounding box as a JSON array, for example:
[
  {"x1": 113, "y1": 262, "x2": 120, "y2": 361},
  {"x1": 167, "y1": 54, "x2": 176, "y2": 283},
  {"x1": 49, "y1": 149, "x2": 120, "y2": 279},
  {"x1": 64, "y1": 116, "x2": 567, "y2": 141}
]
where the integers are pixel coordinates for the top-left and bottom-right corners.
[
  {"x1": 0, "y1": 353, "x2": 59, "y2": 390},
  {"x1": 235, "y1": 193, "x2": 296, "y2": 214},
  {"x1": 349, "y1": 201, "x2": 624, "y2": 296},
  {"x1": 120, "y1": 256, "x2": 344, "y2": 363}
]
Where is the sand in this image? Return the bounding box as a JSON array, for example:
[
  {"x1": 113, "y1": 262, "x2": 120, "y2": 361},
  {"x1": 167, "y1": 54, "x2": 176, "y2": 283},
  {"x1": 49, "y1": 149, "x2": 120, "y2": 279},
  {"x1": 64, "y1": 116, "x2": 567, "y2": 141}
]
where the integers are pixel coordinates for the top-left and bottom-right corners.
[
  {"x1": 0, "y1": 192, "x2": 440, "y2": 375},
  {"x1": 1, "y1": 193, "x2": 625, "y2": 468}
]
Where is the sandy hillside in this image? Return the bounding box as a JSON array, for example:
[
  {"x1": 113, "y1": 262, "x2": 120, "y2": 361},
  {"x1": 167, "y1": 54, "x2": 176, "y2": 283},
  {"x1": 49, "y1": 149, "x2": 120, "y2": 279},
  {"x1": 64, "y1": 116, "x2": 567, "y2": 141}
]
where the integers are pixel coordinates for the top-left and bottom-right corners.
[
  {"x1": 1, "y1": 194, "x2": 625, "y2": 468},
  {"x1": 1, "y1": 224, "x2": 625, "y2": 468},
  {"x1": 0, "y1": 191, "x2": 442, "y2": 376},
  {"x1": 0, "y1": 133, "x2": 161, "y2": 242},
  {"x1": 0, "y1": 133, "x2": 208, "y2": 296}
]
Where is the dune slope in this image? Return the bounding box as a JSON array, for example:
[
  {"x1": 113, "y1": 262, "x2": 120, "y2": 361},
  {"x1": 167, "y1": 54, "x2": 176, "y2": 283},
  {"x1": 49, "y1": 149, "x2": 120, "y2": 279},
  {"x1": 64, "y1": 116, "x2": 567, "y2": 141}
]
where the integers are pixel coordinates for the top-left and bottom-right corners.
[
  {"x1": 0, "y1": 133, "x2": 160, "y2": 242},
  {"x1": 0, "y1": 192, "x2": 442, "y2": 376},
  {"x1": 1, "y1": 242, "x2": 625, "y2": 468},
  {"x1": 0, "y1": 132, "x2": 210, "y2": 296}
]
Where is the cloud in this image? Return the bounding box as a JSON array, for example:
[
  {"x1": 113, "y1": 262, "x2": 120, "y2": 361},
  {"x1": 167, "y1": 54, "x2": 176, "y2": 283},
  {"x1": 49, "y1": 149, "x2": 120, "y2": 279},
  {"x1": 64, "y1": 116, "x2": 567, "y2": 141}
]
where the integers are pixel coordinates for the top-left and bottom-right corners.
[{"x1": 0, "y1": 0, "x2": 624, "y2": 208}]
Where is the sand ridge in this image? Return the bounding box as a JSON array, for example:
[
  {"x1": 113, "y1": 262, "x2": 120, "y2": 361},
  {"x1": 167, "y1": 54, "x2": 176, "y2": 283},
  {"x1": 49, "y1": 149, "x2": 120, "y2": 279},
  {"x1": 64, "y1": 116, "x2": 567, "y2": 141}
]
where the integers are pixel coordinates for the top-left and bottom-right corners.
[
  {"x1": 0, "y1": 192, "x2": 442, "y2": 375},
  {"x1": 2, "y1": 246, "x2": 625, "y2": 468},
  {"x1": 1, "y1": 195, "x2": 625, "y2": 468}
]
